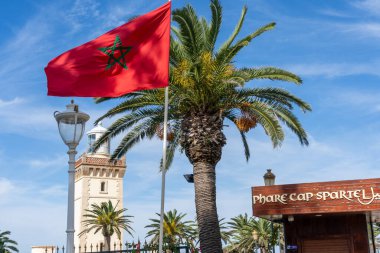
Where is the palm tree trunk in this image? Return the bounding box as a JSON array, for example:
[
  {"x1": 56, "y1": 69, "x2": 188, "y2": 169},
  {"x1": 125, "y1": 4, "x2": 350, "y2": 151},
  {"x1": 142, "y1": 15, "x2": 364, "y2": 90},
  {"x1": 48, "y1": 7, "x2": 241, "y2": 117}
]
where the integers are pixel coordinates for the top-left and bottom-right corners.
[
  {"x1": 104, "y1": 236, "x2": 111, "y2": 251},
  {"x1": 193, "y1": 161, "x2": 222, "y2": 253},
  {"x1": 180, "y1": 112, "x2": 226, "y2": 253}
]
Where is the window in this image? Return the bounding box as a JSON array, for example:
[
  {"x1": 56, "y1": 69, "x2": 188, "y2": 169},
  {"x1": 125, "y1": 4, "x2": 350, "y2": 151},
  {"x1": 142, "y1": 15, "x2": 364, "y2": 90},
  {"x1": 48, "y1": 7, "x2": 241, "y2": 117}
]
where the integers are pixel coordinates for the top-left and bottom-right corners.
[
  {"x1": 88, "y1": 134, "x2": 96, "y2": 153},
  {"x1": 100, "y1": 181, "x2": 107, "y2": 193}
]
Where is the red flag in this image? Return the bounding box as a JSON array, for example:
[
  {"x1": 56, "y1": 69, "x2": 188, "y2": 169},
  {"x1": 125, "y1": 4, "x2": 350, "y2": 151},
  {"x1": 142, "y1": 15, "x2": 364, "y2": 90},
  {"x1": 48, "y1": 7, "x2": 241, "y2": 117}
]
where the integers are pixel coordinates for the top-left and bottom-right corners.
[{"x1": 46, "y1": 2, "x2": 171, "y2": 97}]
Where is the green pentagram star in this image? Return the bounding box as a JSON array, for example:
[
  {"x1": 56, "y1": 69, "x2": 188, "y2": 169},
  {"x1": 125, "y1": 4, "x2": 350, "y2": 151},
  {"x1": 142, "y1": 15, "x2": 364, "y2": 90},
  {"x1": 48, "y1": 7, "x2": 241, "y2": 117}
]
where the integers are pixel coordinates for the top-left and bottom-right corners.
[{"x1": 99, "y1": 35, "x2": 132, "y2": 70}]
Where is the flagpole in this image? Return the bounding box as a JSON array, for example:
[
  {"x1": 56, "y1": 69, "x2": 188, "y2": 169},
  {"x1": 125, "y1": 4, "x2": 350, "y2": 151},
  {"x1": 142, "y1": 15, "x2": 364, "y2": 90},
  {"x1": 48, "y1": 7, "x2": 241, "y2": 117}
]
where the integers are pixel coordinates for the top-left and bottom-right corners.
[
  {"x1": 159, "y1": 2, "x2": 171, "y2": 252},
  {"x1": 159, "y1": 86, "x2": 169, "y2": 253}
]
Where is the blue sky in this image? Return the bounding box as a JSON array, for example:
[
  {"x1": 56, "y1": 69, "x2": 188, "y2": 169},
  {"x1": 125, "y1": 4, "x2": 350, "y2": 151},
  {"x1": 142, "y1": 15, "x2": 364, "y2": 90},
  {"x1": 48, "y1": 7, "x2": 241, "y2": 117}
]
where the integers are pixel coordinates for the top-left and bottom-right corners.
[{"x1": 1, "y1": 0, "x2": 380, "y2": 252}]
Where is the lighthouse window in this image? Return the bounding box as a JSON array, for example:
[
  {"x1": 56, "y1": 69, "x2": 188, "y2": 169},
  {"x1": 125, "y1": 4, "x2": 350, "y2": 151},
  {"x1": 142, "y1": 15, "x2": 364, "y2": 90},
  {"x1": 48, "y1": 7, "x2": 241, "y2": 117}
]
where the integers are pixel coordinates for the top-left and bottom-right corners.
[
  {"x1": 88, "y1": 134, "x2": 96, "y2": 153},
  {"x1": 100, "y1": 181, "x2": 107, "y2": 193}
]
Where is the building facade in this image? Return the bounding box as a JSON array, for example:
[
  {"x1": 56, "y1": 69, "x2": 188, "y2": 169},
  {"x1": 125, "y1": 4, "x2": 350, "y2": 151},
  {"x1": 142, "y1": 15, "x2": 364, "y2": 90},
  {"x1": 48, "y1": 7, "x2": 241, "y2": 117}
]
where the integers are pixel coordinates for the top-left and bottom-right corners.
[
  {"x1": 74, "y1": 122, "x2": 126, "y2": 249},
  {"x1": 252, "y1": 178, "x2": 380, "y2": 253}
]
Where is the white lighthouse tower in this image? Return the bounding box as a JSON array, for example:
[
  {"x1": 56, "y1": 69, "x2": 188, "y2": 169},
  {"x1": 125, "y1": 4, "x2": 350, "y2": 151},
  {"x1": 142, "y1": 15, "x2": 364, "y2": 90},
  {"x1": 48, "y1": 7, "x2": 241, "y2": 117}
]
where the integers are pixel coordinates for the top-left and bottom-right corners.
[{"x1": 74, "y1": 122, "x2": 126, "y2": 250}]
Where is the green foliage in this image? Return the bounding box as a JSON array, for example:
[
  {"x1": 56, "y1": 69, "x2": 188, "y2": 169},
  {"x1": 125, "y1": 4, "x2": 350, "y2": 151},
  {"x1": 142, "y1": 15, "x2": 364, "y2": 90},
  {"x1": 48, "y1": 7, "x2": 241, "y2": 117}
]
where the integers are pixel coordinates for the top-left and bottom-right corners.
[
  {"x1": 225, "y1": 214, "x2": 282, "y2": 253},
  {"x1": 79, "y1": 200, "x2": 134, "y2": 248},
  {"x1": 0, "y1": 230, "x2": 19, "y2": 253},
  {"x1": 145, "y1": 209, "x2": 197, "y2": 247},
  {"x1": 93, "y1": 0, "x2": 311, "y2": 164}
]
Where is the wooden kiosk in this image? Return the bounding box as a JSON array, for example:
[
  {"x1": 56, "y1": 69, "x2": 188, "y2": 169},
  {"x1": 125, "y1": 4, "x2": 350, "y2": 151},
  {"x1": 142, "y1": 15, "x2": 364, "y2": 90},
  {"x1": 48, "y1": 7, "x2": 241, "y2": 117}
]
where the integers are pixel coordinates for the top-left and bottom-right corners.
[{"x1": 252, "y1": 178, "x2": 380, "y2": 253}]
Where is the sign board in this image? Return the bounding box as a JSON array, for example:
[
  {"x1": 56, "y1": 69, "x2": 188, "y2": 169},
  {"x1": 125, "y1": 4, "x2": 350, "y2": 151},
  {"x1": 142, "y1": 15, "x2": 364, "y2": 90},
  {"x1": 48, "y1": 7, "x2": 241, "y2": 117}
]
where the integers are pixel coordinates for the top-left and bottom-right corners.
[{"x1": 252, "y1": 178, "x2": 380, "y2": 216}]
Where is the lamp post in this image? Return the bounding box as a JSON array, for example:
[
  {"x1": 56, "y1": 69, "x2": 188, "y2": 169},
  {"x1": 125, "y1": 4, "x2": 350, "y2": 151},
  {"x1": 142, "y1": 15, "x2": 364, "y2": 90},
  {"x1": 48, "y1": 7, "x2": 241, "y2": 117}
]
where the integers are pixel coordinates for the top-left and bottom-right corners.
[
  {"x1": 263, "y1": 169, "x2": 276, "y2": 253},
  {"x1": 54, "y1": 100, "x2": 89, "y2": 253}
]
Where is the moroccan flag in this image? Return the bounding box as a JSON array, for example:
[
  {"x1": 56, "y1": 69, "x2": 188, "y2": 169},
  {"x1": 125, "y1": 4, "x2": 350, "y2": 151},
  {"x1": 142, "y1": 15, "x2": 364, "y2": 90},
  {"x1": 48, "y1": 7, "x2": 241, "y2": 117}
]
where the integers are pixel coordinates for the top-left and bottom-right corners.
[{"x1": 46, "y1": 2, "x2": 171, "y2": 97}]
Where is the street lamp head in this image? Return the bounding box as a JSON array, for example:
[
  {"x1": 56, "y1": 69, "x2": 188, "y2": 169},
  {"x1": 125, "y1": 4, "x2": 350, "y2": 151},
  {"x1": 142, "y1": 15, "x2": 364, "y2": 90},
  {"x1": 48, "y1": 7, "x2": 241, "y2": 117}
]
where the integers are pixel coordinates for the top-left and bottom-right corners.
[
  {"x1": 54, "y1": 100, "x2": 90, "y2": 148},
  {"x1": 263, "y1": 169, "x2": 276, "y2": 186},
  {"x1": 183, "y1": 174, "x2": 194, "y2": 183}
]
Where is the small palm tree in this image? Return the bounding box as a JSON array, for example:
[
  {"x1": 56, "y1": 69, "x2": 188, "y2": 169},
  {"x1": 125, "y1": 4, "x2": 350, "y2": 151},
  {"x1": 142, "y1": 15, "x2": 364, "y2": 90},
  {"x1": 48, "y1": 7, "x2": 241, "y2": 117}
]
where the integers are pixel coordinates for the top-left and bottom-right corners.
[
  {"x1": 145, "y1": 209, "x2": 197, "y2": 250},
  {"x1": 0, "y1": 230, "x2": 19, "y2": 253},
  {"x1": 251, "y1": 218, "x2": 275, "y2": 253},
  {"x1": 93, "y1": 1, "x2": 310, "y2": 252},
  {"x1": 227, "y1": 214, "x2": 256, "y2": 252},
  {"x1": 79, "y1": 201, "x2": 134, "y2": 251},
  {"x1": 227, "y1": 214, "x2": 280, "y2": 253}
]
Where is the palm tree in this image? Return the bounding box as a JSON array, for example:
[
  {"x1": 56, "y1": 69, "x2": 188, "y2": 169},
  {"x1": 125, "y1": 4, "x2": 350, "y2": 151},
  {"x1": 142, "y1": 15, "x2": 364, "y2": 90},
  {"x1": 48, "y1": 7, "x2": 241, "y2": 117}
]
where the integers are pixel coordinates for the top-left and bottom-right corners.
[
  {"x1": 79, "y1": 201, "x2": 134, "y2": 251},
  {"x1": 93, "y1": 1, "x2": 311, "y2": 252},
  {"x1": 251, "y1": 219, "x2": 275, "y2": 253},
  {"x1": 227, "y1": 214, "x2": 281, "y2": 253},
  {"x1": 0, "y1": 230, "x2": 19, "y2": 253},
  {"x1": 145, "y1": 209, "x2": 197, "y2": 250},
  {"x1": 227, "y1": 214, "x2": 256, "y2": 252}
]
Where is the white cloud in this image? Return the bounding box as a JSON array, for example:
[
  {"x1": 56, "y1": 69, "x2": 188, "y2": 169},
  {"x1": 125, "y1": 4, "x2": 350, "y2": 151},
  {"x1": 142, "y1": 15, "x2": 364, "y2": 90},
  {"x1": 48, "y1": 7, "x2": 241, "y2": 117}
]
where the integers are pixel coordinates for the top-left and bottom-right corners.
[
  {"x1": 0, "y1": 97, "x2": 24, "y2": 107},
  {"x1": 352, "y1": 0, "x2": 380, "y2": 16},
  {"x1": 318, "y1": 9, "x2": 353, "y2": 18},
  {"x1": 40, "y1": 184, "x2": 67, "y2": 197},
  {"x1": 0, "y1": 97, "x2": 56, "y2": 138},
  {"x1": 0, "y1": 14, "x2": 52, "y2": 90},
  {"x1": 0, "y1": 178, "x2": 15, "y2": 196},
  {"x1": 61, "y1": 0, "x2": 154, "y2": 38},
  {"x1": 0, "y1": 178, "x2": 66, "y2": 251},
  {"x1": 1, "y1": 201, "x2": 66, "y2": 250},
  {"x1": 217, "y1": 125, "x2": 380, "y2": 187},
  {"x1": 342, "y1": 22, "x2": 380, "y2": 39},
  {"x1": 326, "y1": 90, "x2": 380, "y2": 113},
  {"x1": 27, "y1": 155, "x2": 67, "y2": 170},
  {"x1": 286, "y1": 61, "x2": 380, "y2": 77},
  {"x1": 64, "y1": 0, "x2": 101, "y2": 33}
]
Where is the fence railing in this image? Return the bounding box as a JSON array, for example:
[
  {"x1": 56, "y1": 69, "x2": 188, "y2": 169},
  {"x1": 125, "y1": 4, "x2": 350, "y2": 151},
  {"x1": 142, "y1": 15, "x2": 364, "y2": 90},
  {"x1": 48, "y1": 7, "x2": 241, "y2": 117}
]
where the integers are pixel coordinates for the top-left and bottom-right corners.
[{"x1": 41, "y1": 242, "x2": 196, "y2": 253}]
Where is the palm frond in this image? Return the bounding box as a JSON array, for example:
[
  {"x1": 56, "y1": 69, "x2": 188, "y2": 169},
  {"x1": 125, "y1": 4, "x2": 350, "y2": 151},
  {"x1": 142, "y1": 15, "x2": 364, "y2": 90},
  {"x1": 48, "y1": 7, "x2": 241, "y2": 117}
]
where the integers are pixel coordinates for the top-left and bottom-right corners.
[
  {"x1": 207, "y1": 0, "x2": 222, "y2": 51},
  {"x1": 225, "y1": 111, "x2": 250, "y2": 161},
  {"x1": 95, "y1": 98, "x2": 162, "y2": 125},
  {"x1": 273, "y1": 106, "x2": 309, "y2": 145},
  {"x1": 219, "y1": 4, "x2": 247, "y2": 52},
  {"x1": 94, "y1": 92, "x2": 143, "y2": 104},
  {"x1": 249, "y1": 101, "x2": 284, "y2": 147},
  {"x1": 172, "y1": 5, "x2": 204, "y2": 61},
  {"x1": 237, "y1": 67, "x2": 302, "y2": 85},
  {"x1": 110, "y1": 118, "x2": 160, "y2": 160},
  {"x1": 160, "y1": 126, "x2": 180, "y2": 171},
  {"x1": 217, "y1": 22, "x2": 276, "y2": 64},
  {"x1": 92, "y1": 108, "x2": 163, "y2": 153},
  {"x1": 233, "y1": 87, "x2": 312, "y2": 112}
]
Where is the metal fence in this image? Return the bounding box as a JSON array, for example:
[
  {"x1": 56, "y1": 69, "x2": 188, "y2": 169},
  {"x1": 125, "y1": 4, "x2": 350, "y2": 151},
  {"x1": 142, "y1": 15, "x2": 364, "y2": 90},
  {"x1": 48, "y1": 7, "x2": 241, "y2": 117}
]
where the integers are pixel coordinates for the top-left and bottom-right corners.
[{"x1": 42, "y1": 242, "x2": 195, "y2": 253}]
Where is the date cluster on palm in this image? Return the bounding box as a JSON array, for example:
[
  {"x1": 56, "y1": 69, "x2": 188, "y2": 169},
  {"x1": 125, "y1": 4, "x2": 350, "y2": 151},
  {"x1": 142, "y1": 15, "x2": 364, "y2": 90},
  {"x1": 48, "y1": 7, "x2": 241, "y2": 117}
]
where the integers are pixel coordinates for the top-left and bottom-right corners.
[
  {"x1": 156, "y1": 125, "x2": 175, "y2": 141},
  {"x1": 235, "y1": 116, "x2": 258, "y2": 132}
]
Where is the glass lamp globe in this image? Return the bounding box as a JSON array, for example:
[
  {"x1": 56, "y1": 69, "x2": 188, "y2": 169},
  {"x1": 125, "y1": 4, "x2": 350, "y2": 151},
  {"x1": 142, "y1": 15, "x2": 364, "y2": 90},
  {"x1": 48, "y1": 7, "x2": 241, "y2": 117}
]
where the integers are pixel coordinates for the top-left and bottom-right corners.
[
  {"x1": 54, "y1": 100, "x2": 90, "y2": 148},
  {"x1": 264, "y1": 169, "x2": 276, "y2": 186}
]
